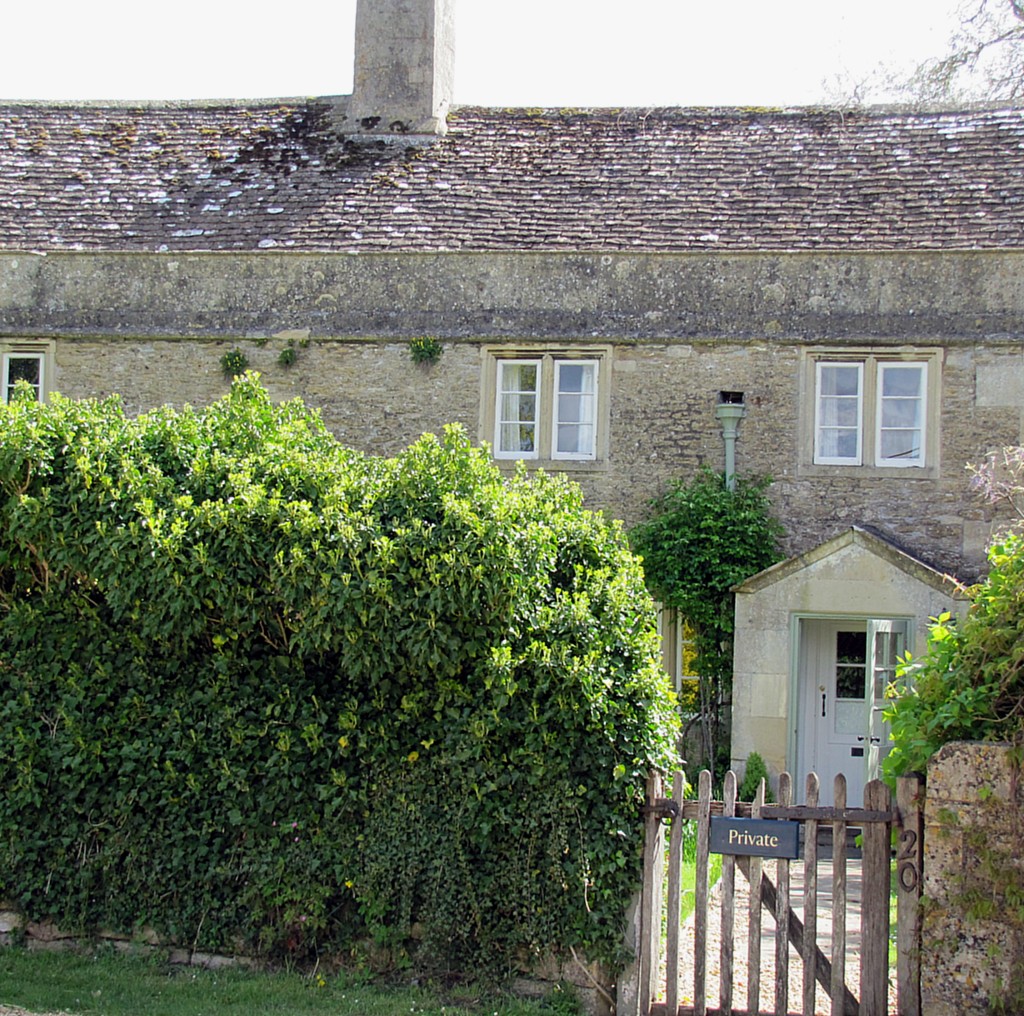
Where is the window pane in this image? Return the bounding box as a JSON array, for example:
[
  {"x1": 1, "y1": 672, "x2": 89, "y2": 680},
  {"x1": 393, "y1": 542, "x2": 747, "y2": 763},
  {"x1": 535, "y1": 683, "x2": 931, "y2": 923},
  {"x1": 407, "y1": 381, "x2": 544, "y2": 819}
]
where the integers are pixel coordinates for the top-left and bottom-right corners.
[
  {"x1": 501, "y1": 393, "x2": 536, "y2": 423},
  {"x1": 501, "y1": 422, "x2": 535, "y2": 453},
  {"x1": 557, "y1": 393, "x2": 585, "y2": 424},
  {"x1": 816, "y1": 422, "x2": 860, "y2": 460},
  {"x1": 501, "y1": 362, "x2": 538, "y2": 393},
  {"x1": 820, "y1": 365, "x2": 860, "y2": 397},
  {"x1": 556, "y1": 422, "x2": 594, "y2": 455},
  {"x1": 557, "y1": 363, "x2": 593, "y2": 394},
  {"x1": 837, "y1": 630, "x2": 867, "y2": 664},
  {"x1": 881, "y1": 398, "x2": 921, "y2": 428},
  {"x1": 836, "y1": 666, "x2": 866, "y2": 699},
  {"x1": 835, "y1": 630, "x2": 867, "y2": 700},
  {"x1": 873, "y1": 630, "x2": 901, "y2": 700},
  {"x1": 881, "y1": 367, "x2": 923, "y2": 398},
  {"x1": 879, "y1": 429, "x2": 921, "y2": 461},
  {"x1": 819, "y1": 398, "x2": 860, "y2": 427}
]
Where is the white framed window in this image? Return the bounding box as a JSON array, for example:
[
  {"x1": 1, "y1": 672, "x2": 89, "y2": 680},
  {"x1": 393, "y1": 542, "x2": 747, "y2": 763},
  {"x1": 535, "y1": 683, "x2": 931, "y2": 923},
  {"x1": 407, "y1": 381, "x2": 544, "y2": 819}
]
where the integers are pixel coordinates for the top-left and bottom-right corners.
[
  {"x1": 496, "y1": 359, "x2": 542, "y2": 457},
  {"x1": 808, "y1": 351, "x2": 937, "y2": 471},
  {"x1": 484, "y1": 346, "x2": 610, "y2": 465},
  {"x1": 553, "y1": 360, "x2": 597, "y2": 460},
  {"x1": 876, "y1": 363, "x2": 927, "y2": 467},
  {"x1": 814, "y1": 362, "x2": 863, "y2": 465},
  {"x1": 2, "y1": 343, "x2": 52, "y2": 403}
]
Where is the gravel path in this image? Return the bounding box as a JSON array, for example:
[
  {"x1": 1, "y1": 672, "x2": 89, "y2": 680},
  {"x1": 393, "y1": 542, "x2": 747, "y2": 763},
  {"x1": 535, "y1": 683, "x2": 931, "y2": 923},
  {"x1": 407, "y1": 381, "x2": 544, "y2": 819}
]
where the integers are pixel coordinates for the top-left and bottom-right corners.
[{"x1": 661, "y1": 857, "x2": 898, "y2": 1015}]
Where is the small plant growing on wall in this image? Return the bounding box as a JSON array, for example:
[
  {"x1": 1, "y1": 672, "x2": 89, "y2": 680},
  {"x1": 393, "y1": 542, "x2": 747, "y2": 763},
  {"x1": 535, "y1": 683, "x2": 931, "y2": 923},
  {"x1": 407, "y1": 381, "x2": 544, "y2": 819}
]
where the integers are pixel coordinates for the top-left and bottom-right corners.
[
  {"x1": 277, "y1": 344, "x2": 297, "y2": 368},
  {"x1": 409, "y1": 336, "x2": 443, "y2": 366},
  {"x1": 220, "y1": 347, "x2": 249, "y2": 376}
]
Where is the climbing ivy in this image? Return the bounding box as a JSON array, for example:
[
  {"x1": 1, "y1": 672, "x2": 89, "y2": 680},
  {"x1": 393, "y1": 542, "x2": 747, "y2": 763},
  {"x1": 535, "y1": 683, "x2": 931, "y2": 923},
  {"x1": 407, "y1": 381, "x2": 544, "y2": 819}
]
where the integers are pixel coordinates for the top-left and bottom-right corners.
[
  {"x1": 0, "y1": 375, "x2": 679, "y2": 972},
  {"x1": 630, "y1": 469, "x2": 784, "y2": 774}
]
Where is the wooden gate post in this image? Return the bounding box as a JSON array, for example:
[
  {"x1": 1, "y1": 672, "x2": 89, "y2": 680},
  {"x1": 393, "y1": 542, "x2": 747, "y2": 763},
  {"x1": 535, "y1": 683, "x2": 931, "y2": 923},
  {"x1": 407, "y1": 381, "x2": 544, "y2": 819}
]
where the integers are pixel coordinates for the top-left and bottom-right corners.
[
  {"x1": 861, "y1": 779, "x2": 892, "y2": 1016},
  {"x1": 896, "y1": 774, "x2": 924, "y2": 1016},
  {"x1": 618, "y1": 771, "x2": 664, "y2": 1016}
]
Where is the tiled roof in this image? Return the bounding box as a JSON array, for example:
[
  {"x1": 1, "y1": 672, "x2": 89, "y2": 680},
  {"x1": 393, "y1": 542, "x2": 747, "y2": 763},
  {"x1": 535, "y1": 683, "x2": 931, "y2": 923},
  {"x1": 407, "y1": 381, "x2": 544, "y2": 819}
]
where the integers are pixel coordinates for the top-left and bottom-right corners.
[{"x1": 1, "y1": 102, "x2": 1022, "y2": 252}]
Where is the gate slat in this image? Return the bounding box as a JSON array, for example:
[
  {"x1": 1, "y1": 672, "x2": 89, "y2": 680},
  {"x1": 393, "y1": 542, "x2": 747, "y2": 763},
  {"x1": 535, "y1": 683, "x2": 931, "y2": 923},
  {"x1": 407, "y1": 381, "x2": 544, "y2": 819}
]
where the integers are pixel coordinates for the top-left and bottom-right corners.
[
  {"x1": 720, "y1": 771, "x2": 737, "y2": 1016},
  {"x1": 665, "y1": 770, "x2": 686, "y2": 1016},
  {"x1": 861, "y1": 779, "x2": 892, "y2": 1016},
  {"x1": 774, "y1": 772, "x2": 792, "y2": 1016},
  {"x1": 747, "y1": 779, "x2": 764, "y2": 1016},
  {"x1": 830, "y1": 775, "x2": 847, "y2": 1016},
  {"x1": 802, "y1": 774, "x2": 819, "y2": 1016},
  {"x1": 735, "y1": 856, "x2": 858, "y2": 1015},
  {"x1": 694, "y1": 769, "x2": 712, "y2": 1016},
  {"x1": 640, "y1": 771, "x2": 664, "y2": 1016}
]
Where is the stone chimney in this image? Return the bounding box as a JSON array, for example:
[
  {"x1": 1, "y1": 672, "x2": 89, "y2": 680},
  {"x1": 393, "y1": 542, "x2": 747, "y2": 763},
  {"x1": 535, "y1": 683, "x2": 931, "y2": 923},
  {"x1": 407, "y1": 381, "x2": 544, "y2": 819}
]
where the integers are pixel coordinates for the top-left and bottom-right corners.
[{"x1": 350, "y1": 0, "x2": 455, "y2": 137}]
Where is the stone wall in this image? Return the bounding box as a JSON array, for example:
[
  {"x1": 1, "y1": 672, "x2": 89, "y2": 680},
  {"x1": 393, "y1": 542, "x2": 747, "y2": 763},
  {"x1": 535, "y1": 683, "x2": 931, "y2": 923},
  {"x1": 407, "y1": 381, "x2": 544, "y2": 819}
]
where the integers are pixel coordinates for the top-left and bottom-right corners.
[
  {"x1": 923, "y1": 742, "x2": 1024, "y2": 1015},
  {"x1": 3, "y1": 249, "x2": 1023, "y2": 576},
  {"x1": 4, "y1": 250, "x2": 1022, "y2": 341},
  {"x1": 0, "y1": 903, "x2": 255, "y2": 970},
  {"x1": 0, "y1": 902, "x2": 612, "y2": 1015},
  {"x1": 35, "y1": 329, "x2": 1018, "y2": 577}
]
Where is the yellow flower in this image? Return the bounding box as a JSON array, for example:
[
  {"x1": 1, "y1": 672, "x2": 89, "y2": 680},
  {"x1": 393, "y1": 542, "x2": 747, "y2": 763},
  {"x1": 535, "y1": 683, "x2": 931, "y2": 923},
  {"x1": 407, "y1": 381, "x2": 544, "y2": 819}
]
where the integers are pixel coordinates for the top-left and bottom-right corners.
[{"x1": 406, "y1": 750, "x2": 419, "y2": 763}]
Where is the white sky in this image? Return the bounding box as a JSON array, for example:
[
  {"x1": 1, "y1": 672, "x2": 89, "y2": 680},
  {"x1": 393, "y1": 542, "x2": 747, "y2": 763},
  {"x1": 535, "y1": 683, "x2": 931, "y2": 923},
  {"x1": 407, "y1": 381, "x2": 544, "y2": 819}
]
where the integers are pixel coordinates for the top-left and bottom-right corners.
[{"x1": 1, "y1": 0, "x2": 963, "y2": 106}]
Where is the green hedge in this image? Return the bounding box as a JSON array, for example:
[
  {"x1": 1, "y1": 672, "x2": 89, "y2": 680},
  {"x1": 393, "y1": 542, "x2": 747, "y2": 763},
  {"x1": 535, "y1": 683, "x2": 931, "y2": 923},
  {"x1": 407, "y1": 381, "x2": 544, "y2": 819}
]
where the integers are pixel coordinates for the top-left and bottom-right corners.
[{"x1": 0, "y1": 376, "x2": 678, "y2": 971}]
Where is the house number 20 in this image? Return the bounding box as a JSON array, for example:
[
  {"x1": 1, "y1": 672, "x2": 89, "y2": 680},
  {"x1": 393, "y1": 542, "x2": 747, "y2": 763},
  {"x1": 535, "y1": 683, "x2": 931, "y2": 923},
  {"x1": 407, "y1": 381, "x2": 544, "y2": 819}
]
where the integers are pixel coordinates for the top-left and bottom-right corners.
[{"x1": 897, "y1": 828, "x2": 920, "y2": 892}]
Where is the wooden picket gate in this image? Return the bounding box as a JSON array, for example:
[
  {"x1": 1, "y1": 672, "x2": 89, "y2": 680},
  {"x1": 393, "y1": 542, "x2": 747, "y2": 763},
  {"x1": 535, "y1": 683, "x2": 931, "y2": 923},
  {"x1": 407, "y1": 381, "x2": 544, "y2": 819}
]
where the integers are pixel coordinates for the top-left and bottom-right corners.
[{"x1": 636, "y1": 769, "x2": 924, "y2": 1016}]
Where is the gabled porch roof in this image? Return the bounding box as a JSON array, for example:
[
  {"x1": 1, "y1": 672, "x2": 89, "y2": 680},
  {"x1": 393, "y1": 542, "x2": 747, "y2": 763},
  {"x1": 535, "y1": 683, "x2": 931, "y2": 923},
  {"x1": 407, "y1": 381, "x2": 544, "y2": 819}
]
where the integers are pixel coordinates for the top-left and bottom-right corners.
[{"x1": 732, "y1": 525, "x2": 969, "y2": 599}]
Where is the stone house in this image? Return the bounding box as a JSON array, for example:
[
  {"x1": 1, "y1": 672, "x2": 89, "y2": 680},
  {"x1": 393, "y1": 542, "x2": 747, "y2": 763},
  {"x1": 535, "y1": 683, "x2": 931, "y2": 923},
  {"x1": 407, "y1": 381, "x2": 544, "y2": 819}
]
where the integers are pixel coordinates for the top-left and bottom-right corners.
[{"x1": 1, "y1": 0, "x2": 1022, "y2": 803}]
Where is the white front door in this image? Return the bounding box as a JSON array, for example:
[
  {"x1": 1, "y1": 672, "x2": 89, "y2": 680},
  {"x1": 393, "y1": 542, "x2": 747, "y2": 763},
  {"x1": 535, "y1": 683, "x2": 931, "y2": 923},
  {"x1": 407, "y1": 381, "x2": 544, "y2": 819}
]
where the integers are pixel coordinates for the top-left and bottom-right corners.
[{"x1": 797, "y1": 617, "x2": 906, "y2": 806}]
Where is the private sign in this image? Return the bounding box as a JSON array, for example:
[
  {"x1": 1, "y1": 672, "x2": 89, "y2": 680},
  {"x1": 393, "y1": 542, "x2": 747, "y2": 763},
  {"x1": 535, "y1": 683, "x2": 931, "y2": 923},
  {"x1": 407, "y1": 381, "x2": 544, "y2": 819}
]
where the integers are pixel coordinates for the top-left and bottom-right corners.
[{"x1": 709, "y1": 817, "x2": 800, "y2": 859}]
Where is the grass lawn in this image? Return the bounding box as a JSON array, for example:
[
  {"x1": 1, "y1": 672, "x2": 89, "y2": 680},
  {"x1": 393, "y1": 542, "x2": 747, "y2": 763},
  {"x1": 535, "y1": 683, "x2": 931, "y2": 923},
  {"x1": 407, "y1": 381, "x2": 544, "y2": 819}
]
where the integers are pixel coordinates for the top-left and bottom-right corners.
[
  {"x1": 678, "y1": 855, "x2": 723, "y2": 924},
  {"x1": 0, "y1": 948, "x2": 583, "y2": 1016}
]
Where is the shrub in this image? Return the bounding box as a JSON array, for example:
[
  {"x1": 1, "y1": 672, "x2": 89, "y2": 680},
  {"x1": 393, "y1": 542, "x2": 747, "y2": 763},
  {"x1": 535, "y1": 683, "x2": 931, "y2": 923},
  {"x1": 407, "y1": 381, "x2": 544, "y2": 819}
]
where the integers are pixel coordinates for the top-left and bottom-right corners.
[
  {"x1": 737, "y1": 751, "x2": 774, "y2": 803},
  {"x1": 0, "y1": 376, "x2": 678, "y2": 972},
  {"x1": 629, "y1": 469, "x2": 783, "y2": 772},
  {"x1": 882, "y1": 521, "x2": 1024, "y2": 1015},
  {"x1": 884, "y1": 532, "x2": 1024, "y2": 780}
]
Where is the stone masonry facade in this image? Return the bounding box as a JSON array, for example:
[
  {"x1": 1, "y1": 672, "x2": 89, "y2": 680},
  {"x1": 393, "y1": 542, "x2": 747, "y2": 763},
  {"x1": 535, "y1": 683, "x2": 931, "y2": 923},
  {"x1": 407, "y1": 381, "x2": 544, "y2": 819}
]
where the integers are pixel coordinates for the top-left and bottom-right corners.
[{"x1": 4, "y1": 248, "x2": 1021, "y2": 581}]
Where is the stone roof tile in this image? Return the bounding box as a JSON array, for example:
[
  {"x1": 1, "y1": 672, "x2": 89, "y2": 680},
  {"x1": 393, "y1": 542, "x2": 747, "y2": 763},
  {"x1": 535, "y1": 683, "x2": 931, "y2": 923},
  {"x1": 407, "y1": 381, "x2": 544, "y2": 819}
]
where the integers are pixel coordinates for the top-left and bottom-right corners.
[{"x1": 0, "y1": 103, "x2": 1022, "y2": 252}]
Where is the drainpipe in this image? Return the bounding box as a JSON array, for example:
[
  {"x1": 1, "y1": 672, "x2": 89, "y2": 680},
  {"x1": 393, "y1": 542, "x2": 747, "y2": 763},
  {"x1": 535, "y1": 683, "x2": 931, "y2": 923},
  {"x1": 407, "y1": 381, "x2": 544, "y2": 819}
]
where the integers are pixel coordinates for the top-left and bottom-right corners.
[{"x1": 716, "y1": 392, "x2": 746, "y2": 492}]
